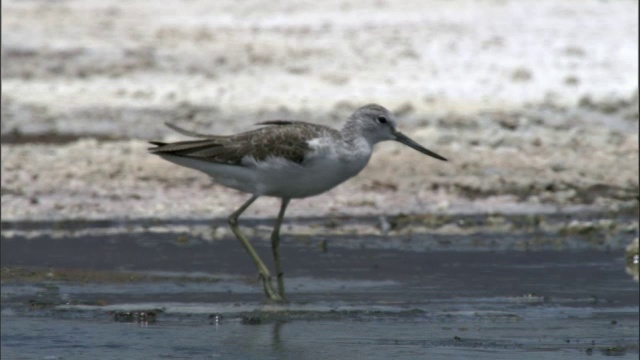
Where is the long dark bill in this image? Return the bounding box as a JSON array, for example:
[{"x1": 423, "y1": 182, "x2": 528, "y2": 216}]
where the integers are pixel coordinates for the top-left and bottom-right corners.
[{"x1": 394, "y1": 131, "x2": 448, "y2": 161}]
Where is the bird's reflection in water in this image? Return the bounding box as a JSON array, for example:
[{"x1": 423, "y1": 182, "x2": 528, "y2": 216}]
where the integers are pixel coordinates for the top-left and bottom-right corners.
[{"x1": 271, "y1": 320, "x2": 285, "y2": 351}]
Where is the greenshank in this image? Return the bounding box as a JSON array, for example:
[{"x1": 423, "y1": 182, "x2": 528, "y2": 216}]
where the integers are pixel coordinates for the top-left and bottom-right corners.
[{"x1": 149, "y1": 104, "x2": 447, "y2": 301}]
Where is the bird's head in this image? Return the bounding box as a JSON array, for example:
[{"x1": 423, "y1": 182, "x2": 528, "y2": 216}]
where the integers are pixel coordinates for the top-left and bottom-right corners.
[{"x1": 346, "y1": 104, "x2": 447, "y2": 162}]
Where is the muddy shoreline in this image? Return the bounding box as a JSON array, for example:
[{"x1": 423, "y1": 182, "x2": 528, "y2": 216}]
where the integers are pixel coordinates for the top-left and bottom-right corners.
[{"x1": 2, "y1": 223, "x2": 639, "y2": 359}]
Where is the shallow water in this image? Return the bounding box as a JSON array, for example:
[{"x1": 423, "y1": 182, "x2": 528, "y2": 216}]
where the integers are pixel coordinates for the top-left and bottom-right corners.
[{"x1": 1, "y1": 216, "x2": 638, "y2": 359}]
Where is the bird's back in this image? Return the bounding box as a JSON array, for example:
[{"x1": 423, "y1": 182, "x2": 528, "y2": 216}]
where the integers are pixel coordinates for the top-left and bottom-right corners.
[{"x1": 150, "y1": 121, "x2": 340, "y2": 166}]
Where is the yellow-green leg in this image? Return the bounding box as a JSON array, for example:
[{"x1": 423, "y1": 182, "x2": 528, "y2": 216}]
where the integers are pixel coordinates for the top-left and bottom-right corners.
[
  {"x1": 228, "y1": 195, "x2": 283, "y2": 302},
  {"x1": 271, "y1": 198, "x2": 290, "y2": 300}
]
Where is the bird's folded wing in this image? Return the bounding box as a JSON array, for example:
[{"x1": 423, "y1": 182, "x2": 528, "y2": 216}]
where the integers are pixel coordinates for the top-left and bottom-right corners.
[{"x1": 149, "y1": 122, "x2": 325, "y2": 165}]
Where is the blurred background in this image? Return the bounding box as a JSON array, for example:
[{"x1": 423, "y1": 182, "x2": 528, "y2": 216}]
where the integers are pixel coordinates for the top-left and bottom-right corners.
[{"x1": 1, "y1": 0, "x2": 638, "y2": 220}]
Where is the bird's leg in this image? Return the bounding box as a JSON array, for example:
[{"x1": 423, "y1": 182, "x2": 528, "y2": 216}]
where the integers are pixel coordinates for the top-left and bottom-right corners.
[
  {"x1": 228, "y1": 195, "x2": 282, "y2": 302},
  {"x1": 271, "y1": 198, "x2": 290, "y2": 300}
]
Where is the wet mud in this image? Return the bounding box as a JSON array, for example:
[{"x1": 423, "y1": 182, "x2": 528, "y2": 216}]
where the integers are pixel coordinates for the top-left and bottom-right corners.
[{"x1": 2, "y1": 213, "x2": 638, "y2": 359}]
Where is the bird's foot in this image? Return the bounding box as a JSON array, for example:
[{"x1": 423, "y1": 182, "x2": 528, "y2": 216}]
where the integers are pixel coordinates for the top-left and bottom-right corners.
[{"x1": 258, "y1": 273, "x2": 286, "y2": 303}]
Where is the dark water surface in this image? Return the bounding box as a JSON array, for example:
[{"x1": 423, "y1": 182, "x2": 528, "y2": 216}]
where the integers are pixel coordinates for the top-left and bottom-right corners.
[{"x1": 1, "y1": 216, "x2": 638, "y2": 359}]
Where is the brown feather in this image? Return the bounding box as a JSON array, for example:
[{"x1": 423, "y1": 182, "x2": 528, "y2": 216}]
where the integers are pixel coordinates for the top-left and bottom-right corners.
[{"x1": 149, "y1": 121, "x2": 340, "y2": 165}]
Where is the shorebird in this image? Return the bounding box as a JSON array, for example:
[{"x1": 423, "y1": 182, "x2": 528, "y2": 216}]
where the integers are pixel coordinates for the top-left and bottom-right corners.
[{"x1": 149, "y1": 104, "x2": 447, "y2": 302}]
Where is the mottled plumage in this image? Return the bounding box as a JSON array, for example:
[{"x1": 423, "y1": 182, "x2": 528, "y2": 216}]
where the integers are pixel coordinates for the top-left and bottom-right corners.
[{"x1": 150, "y1": 121, "x2": 338, "y2": 165}]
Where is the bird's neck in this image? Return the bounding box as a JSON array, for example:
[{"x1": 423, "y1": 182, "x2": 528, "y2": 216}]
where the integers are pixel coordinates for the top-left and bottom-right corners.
[
  {"x1": 340, "y1": 119, "x2": 371, "y2": 146},
  {"x1": 338, "y1": 121, "x2": 374, "y2": 162}
]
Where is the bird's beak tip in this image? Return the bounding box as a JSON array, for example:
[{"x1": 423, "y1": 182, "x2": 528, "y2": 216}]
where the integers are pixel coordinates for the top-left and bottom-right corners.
[{"x1": 394, "y1": 131, "x2": 448, "y2": 162}]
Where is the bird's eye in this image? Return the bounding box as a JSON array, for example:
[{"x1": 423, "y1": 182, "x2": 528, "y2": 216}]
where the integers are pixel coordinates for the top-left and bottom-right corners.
[{"x1": 376, "y1": 116, "x2": 388, "y2": 124}]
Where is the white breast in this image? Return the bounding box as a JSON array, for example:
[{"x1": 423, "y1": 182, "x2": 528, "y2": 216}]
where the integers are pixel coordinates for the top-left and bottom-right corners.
[{"x1": 251, "y1": 136, "x2": 373, "y2": 198}]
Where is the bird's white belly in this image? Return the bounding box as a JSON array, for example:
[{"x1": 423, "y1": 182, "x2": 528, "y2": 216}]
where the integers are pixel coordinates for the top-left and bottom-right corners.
[{"x1": 253, "y1": 153, "x2": 370, "y2": 198}]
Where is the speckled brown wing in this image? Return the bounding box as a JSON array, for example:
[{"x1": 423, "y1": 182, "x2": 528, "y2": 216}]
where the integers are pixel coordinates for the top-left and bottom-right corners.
[{"x1": 149, "y1": 121, "x2": 337, "y2": 166}]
